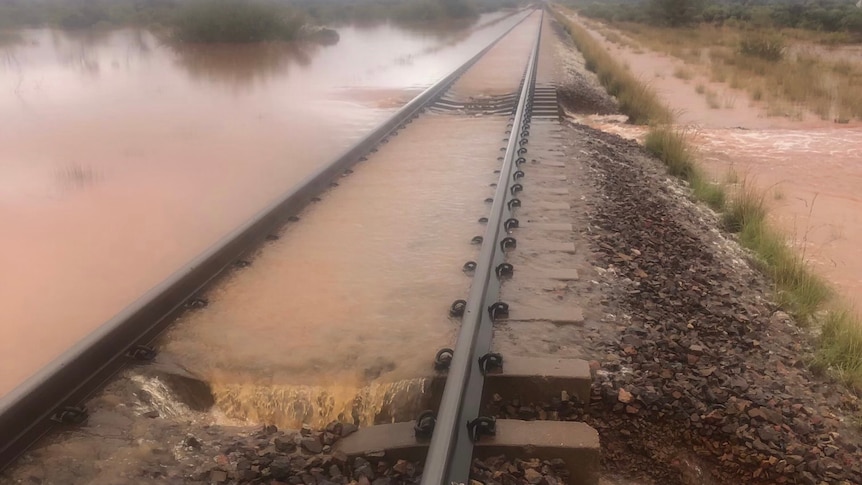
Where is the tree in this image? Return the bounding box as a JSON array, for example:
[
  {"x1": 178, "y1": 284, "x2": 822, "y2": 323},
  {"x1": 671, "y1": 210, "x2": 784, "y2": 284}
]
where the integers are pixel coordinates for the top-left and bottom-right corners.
[{"x1": 647, "y1": 0, "x2": 704, "y2": 26}]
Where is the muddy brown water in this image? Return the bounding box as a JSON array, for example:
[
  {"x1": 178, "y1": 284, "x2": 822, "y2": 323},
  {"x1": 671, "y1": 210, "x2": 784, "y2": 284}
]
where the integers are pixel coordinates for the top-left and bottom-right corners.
[
  {"x1": 160, "y1": 11, "x2": 544, "y2": 429},
  {"x1": 0, "y1": 11, "x2": 532, "y2": 398},
  {"x1": 564, "y1": 13, "x2": 862, "y2": 312}
]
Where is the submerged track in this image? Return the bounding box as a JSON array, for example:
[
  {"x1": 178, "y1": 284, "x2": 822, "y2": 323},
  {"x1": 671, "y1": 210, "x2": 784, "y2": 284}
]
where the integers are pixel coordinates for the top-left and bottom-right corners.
[
  {"x1": 1, "y1": 9, "x2": 596, "y2": 484},
  {"x1": 0, "y1": 11, "x2": 535, "y2": 471},
  {"x1": 422, "y1": 13, "x2": 543, "y2": 484}
]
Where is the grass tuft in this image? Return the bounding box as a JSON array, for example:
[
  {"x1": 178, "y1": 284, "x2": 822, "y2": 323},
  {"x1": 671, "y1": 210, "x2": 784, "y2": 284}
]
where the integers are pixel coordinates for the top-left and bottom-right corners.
[
  {"x1": 644, "y1": 126, "x2": 695, "y2": 179},
  {"x1": 739, "y1": 32, "x2": 785, "y2": 62},
  {"x1": 814, "y1": 310, "x2": 862, "y2": 390},
  {"x1": 721, "y1": 181, "x2": 765, "y2": 232},
  {"x1": 644, "y1": 126, "x2": 726, "y2": 210}
]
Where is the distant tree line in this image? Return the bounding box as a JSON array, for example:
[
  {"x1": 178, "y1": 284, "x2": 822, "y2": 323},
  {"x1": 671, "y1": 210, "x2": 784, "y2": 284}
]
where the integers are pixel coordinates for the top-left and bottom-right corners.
[
  {"x1": 0, "y1": 0, "x2": 522, "y2": 31},
  {"x1": 571, "y1": 0, "x2": 862, "y2": 32}
]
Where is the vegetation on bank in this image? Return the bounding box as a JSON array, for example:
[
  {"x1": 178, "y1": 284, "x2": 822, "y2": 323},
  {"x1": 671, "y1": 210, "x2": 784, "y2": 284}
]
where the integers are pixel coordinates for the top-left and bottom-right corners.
[
  {"x1": 552, "y1": 6, "x2": 862, "y2": 391},
  {"x1": 172, "y1": 1, "x2": 304, "y2": 43},
  {"x1": 294, "y1": 0, "x2": 520, "y2": 24},
  {"x1": 567, "y1": 0, "x2": 862, "y2": 33},
  {"x1": 604, "y1": 21, "x2": 862, "y2": 122},
  {"x1": 550, "y1": 9, "x2": 671, "y2": 124},
  {"x1": 0, "y1": 0, "x2": 503, "y2": 37},
  {"x1": 561, "y1": 0, "x2": 862, "y2": 122}
]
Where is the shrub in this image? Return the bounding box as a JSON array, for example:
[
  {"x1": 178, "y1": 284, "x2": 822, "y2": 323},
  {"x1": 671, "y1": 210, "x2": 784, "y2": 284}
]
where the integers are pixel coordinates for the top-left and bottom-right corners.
[
  {"x1": 739, "y1": 32, "x2": 785, "y2": 61},
  {"x1": 172, "y1": 0, "x2": 304, "y2": 43}
]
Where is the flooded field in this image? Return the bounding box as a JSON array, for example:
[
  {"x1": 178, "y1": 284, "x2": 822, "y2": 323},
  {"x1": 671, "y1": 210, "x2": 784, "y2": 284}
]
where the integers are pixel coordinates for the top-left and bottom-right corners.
[
  {"x1": 565, "y1": 13, "x2": 862, "y2": 311},
  {"x1": 0, "y1": 11, "x2": 530, "y2": 397}
]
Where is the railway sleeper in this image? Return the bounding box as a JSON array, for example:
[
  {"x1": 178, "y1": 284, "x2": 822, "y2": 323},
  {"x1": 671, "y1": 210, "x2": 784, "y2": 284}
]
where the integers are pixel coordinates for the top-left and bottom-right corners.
[
  {"x1": 336, "y1": 420, "x2": 599, "y2": 485},
  {"x1": 337, "y1": 356, "x2": 597, "y2": 483}
]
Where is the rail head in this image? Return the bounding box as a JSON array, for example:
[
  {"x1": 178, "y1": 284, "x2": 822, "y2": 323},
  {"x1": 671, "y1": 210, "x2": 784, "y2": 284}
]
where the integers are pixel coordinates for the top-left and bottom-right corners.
[
  {"x1": 0, "y1": 9, "x2": 536, "y2": 473},
  {"x1": 419, "y1": 10, "x2": 544, "y2": 485}
]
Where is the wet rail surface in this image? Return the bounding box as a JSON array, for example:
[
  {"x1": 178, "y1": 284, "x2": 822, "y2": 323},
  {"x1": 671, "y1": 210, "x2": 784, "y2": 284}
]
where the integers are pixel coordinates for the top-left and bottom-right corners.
[
  {"x1": 337, "y1": 12, "x2": 599, "y2": 484},
  {"x1": 1, "y1": 9, "x2": 602, "y2": 485}
]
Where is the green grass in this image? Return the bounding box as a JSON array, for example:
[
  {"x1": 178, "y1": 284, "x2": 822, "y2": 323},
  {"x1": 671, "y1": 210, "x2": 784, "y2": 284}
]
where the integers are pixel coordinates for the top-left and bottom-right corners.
[
  {"x1": 551, "y1": 8, "x2": 672, "y2": 125},
  {"x1": 815, "y1": 310, "x2": 862, "y2": 390},
  {"x1": 553, "y1": 6, "x2": 862, "y2": 393},
  {"x1": 721, "y1": 180, "x2": 765, "y2": 232},
  {"x1": 644, "y1": 126, "x2": 726, "y2": 210},
  {"x1": 727, "y1": 188, "x2": 858, "y2": 388},
  {"x1": 736, "y1": 218, "x2": 831, "y2": 322}
]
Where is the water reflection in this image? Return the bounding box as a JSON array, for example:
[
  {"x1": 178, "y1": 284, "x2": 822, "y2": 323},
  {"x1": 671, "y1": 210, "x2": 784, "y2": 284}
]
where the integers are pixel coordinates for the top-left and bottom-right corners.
[
  {"x1": 49, "y1": 29, "x2": 111, "y2": 76},
  {"x1": 55, "y1": 163, "x2": 101, "y2": 192},
  {"x1": 173, "y1": 41, "x2": 317, "y2": 89}
]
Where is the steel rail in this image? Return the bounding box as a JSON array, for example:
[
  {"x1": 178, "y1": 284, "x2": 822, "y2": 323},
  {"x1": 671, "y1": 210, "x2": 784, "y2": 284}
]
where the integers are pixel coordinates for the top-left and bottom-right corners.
[
  {"x1": 420, "y1": 10, "x2": 543, "y2": 485},
  {"x1": 0, "y1": 9, "x2": 535, "y2": 472}
]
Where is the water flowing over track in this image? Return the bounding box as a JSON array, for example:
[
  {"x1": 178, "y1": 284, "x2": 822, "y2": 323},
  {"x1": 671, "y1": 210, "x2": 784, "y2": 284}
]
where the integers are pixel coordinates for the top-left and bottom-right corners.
[{"x1": 1, "y1": 9, "x2": 600, "y2": 484}]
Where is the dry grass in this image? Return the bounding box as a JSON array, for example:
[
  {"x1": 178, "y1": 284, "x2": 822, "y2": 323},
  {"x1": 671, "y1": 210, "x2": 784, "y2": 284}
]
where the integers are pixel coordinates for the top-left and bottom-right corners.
[
  {"x1": 608, "y1": 22, "x2": 862, "y2": 121},
  {"x1": 551, "y1": 9, "x2": 672, "y2": 125},
  {"x1": 673, "y1": 66, "x2": 693, "y2": 80},
  {"x1": 554, "y1": 7, "x2": 862, "y2": 392}
]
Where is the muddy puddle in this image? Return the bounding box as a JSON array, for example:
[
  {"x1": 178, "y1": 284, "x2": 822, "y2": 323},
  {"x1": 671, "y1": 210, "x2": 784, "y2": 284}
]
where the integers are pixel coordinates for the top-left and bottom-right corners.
[
  {"x1": 0, "y1": 10, "x2": 531, "y2": 397},
  {"x1": 563, "y1": 12, "x2": 862, "y2": 311}
]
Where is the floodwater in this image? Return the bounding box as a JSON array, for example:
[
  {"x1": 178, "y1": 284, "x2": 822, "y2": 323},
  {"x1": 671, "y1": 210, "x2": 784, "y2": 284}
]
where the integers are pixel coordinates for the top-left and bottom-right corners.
[
  {"x1": 563, "y1": 12, "x2": 862, "y2": 309},
  {"x1": 160, "y1": 12, "x2": 543, "y2": 428},
  {"x1": 0, "y1": 10, "x2": 532, "y2": 397},
  {"x1": 1, "y1": 15, "x2": 543, "y2": 483}
]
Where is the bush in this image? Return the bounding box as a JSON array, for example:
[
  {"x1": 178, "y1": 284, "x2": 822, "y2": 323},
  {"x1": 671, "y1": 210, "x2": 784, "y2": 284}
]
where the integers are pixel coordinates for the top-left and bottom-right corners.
[
  {"x1": 59, "y1": 7, "x2": 107, "y2": 29},
  {"x1": 739, "y1": 32, "x2": 785, "y2": 61},
  {"x1": 172, "y1": 0, "x2": 304, "y2": 43},
  {"x1": 392, "y1": 0, "x2": 477, "y2": 23}
]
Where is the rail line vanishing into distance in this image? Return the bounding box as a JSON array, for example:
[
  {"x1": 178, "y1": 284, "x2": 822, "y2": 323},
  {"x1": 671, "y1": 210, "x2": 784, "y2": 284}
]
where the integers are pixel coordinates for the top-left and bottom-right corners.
[{"x1": 1, "y1": 8, "x2": 600, "y2": 484}]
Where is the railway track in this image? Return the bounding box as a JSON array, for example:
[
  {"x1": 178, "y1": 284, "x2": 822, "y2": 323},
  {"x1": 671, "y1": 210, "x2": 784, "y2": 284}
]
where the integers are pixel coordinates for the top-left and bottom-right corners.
[{"x1": 1, "y1": 9, "x2": 599, "y2": 484}]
